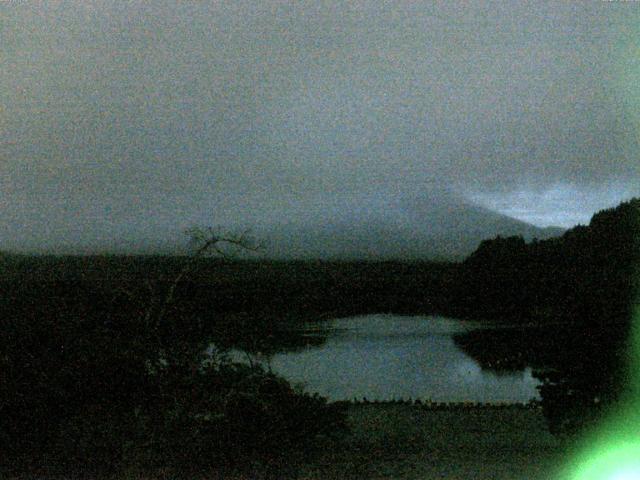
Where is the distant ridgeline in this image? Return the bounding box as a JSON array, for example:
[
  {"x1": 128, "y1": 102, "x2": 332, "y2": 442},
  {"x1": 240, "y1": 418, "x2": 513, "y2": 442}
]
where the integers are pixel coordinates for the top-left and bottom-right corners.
[
  {"x1": 451, "y1": 198, "x2": 640, "y2": 435},
  {"x1": 449, "y1": 197, "x2": 640, "y2": 325}
]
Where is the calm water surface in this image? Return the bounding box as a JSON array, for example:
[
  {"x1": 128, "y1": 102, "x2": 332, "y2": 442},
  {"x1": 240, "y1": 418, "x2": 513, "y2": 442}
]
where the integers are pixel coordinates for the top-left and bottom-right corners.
[{"x1": 240, "y1": 314, "x2": 541, "y2": 403}]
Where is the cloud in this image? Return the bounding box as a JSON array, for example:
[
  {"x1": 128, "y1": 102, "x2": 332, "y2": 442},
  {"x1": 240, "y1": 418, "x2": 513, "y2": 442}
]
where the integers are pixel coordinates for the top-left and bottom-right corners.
[{"x1": 2, "y1": 1, "x2": 639, "y2": 251}]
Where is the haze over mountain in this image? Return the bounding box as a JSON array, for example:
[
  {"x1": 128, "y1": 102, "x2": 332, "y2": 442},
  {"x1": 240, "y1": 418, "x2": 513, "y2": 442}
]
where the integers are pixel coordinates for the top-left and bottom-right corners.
[
  {"x1": 253, "y1": 192, "x2": 564, "y2": 260},
  {"x1": 1, "y1": 189, "x2": 564, "y2": 260}
]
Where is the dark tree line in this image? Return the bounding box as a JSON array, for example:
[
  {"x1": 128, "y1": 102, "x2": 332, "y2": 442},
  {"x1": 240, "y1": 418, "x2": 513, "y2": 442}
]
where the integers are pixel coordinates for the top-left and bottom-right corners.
[{"x1": 449, "y1": 198, "x2": 640, "y2": 435}]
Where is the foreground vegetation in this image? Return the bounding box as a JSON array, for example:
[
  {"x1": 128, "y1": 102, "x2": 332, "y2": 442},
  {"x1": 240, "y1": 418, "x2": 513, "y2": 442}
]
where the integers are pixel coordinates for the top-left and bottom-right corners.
[
  {"x1": 3, "y1": 404, "x2": 563, "y2": 480},
  {"x1": 0, "y1": 234, "x2": 349, "y2": 478}
]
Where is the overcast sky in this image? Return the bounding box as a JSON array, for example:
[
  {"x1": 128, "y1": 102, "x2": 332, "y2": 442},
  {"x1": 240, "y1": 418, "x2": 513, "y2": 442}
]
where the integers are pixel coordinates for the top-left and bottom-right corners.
[{"x1": 3, "y1": 1, "x2": 640, "y2": 252}]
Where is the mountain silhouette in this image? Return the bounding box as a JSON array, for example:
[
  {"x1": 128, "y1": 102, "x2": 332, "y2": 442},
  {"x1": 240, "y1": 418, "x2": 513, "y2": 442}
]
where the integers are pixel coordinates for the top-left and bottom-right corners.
[{"x1": 255, "y1": 193, "x2": 564, "y2": 260}]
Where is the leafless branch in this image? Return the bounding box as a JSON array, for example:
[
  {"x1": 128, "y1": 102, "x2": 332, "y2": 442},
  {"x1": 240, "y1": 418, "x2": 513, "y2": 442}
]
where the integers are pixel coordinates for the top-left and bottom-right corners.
[{"x1": 152, "y1": 227, "x2": 262, "y2": 326}]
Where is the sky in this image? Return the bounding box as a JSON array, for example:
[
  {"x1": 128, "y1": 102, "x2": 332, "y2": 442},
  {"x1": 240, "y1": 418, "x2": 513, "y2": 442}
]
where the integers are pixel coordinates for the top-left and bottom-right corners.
[{"x1": 2, "y1": 1, "x2": 640, "y2": 253}]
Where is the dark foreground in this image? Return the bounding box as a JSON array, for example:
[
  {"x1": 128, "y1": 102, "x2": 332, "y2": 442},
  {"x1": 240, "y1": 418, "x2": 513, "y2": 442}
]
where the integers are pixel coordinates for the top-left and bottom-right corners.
[
  {"x1": 8, "y1": 404, "x2": 566, "y2": 480},
  {"x1": 297, "y1": 403, "x2": 565, "y2": 480}
]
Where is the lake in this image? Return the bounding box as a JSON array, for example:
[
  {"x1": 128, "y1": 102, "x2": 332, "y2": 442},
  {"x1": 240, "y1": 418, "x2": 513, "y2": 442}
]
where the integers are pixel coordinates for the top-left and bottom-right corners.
[{"x1": 234, "y1": 314, "x2": 542, "y2": 403}]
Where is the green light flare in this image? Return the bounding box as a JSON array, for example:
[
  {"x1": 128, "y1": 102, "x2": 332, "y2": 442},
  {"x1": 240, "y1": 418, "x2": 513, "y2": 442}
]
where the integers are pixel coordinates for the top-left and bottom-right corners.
[
  {"x1": 570, "y1": 443, "x2": 640, "y2": 480},
  {"x1": 561, "y1": 439, "x2": 640, "y2": 480},
  {"x1": 559, "y1": 257, "x2": 640, "y2": 479}
]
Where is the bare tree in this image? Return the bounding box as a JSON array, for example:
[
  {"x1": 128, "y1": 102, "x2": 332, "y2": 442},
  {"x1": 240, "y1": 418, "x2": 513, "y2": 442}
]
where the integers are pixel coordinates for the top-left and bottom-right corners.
[
  {"x1": 112, "y1": 227, "x2": 261, "y2": 374},
  {"x1": 157, "y1": 227, "x2": 261, "y2": 326},
  {"x1": 116, "y1": 227, "x2": 258, "y2": 321}
]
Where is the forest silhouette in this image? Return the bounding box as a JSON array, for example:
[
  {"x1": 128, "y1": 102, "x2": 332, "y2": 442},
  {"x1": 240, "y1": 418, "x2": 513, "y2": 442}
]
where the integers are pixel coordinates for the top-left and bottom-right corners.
[{"x1": 451, "y1": 198, "x2": 640, "y2": 436}]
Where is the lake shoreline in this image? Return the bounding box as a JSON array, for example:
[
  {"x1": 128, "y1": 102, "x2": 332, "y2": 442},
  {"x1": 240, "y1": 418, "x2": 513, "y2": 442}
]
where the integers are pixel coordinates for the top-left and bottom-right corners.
[{"x1": 333, "y1": 398, "x2": 543, "y2": 409}]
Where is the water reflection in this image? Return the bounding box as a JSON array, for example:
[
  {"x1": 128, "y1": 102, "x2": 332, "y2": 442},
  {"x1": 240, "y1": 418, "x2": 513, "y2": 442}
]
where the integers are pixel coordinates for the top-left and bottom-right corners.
[{"x1": 237, "y1": 314, "x2": 542, "y2": 403}]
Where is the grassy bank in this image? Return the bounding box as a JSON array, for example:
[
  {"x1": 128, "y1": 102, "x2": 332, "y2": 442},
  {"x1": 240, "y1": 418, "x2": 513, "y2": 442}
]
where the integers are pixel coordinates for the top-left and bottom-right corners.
[
  {"x1": 300, "y1": 403, "x2": 566, "y2": 480},
  {"x1": 4, "y1": 404, "x2": 567, "y2": 480}
]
